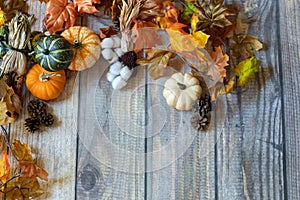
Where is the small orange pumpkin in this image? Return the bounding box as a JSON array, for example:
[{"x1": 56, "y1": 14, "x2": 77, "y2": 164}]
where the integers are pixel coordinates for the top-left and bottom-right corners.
[
  {"x1": 61, "y1": 26, "x2": 101, "y2": 71},
  {"x1": 26, "y1": 64, "x2": 66, "y2": 101}
]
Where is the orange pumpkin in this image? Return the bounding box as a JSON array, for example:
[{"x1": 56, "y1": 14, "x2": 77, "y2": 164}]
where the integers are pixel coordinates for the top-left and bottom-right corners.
[
  {"x1": 26, "y1": 64, "x2": 66, "y2": 101},
  {"x1": 61, "y1": 26, "x2": 101, "y2": 71}
]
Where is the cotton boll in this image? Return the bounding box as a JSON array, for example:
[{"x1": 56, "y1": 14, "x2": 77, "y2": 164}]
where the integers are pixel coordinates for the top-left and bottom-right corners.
[
  {"x1": 106, "y1": 72, "x2": 117, "y2": 82},
  {"x1": 102, "y1": 48, "x2": 114, "y2": 61},
  {"x1": 101, "y1": 38, "x2": 114, "y2": 49},
  {"x1": 109, "y1": 61, "x2": 122, "y2": 75},
  {"x1": 112, "y1": 36, "x2": 121, "y2": 48},
  {"x1": 108, "y1": 53, "x2": 119, "y2": 64},
  {"x1": 120, "y1": 66, "x2": 133, "y2": 81},
  {"x1": 114, "y1": 48, "x2": 124, "y2": 57},
  {"x1": 112, "y1": 76, "x2": 127, "y2": 90}
]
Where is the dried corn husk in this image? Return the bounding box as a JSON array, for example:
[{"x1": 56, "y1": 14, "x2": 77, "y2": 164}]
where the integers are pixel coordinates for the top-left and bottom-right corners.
[
  {"x1": 119, "y1": 0, "x2": 141, "y2": 52},
  {"x1": 0, "y1": 12, "x2": 34, "y2": 77}
]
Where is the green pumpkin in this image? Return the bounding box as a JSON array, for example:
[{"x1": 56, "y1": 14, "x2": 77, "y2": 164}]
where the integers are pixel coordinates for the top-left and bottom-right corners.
[
  {"x1": 0, "y1": 25, "x2": 9, "y2": 59},
  {"x1": 34, "y1": 35, "x2": 74, "y2": 72}
]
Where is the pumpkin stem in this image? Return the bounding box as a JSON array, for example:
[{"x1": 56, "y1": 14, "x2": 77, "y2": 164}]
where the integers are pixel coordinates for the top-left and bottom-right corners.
[
  {"x1": 177, "y1": 82, "x2": 187, "y2": 90},
  {"x1": 39, "y1": 72, "x2": 61, "y2": 82}
]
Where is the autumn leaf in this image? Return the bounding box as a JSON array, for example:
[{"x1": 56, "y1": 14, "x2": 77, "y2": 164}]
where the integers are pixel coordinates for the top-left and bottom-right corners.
[
  {"x1": 219, "y1": 76, "x2": 236, "y2": 94},
  {"x1": 19, "y1": 161, "x2": 48, "y2": 181},
  {"x1": 12, "y1": 140, "x2": 33, "y2": 162},
  {"x1": 0, "y1": 150, "x2": 9, "y2": 184},
  {"x1": 234, "y1": 56, "x2": 261, "y2": 87},
  {"x1": 235, "y1": 12, "x2": 249, "y2": 35},
  {"x1": 99, "y1": 26, "x2": 117, "y2": 40},
  {"x1": 137, "y1": 48, "x2": 176, "y2": 80},
  {"x1": 0, "y1": 0, "x2": 27, "y2": 22},
  {"x1": 0, "y1": 8, "x2": 5, "y2": 26},
  {"x1": 209, "y1": 46, "x2": 228, "y2": 79},
  {"x1": 181, "y1": 1, "x2": 199, "y2": 23},
  {"x1": 44, "y1": 0, "x2": 77, "y2": 34},
  {"x1": 191, "y1": 15, "x2": 210, "y2": 48},
  {"x1": 231, "y1": 35, "x2": 263, "y2": 58},
  {"x1": 5, "y1": 177, "x2": 45, "y2": 199},
  {"x1": 167, "y1": 29, "x2": 199, "y2": 53},
  {"x1": 73, "y1": 0, "x2": 100, "y2": 14},
  {"x1": 138, "y1": 0, "x2": 164, "y2": 21}
]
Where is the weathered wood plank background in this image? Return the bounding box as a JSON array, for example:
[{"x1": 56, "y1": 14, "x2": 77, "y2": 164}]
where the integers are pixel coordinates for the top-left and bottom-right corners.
[{"x1": 7, "y1": 0, "x2": 299, "y2": 199}]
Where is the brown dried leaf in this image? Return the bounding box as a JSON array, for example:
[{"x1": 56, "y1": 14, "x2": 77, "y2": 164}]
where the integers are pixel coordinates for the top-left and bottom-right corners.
[
  {"x1": 12, "y1": 140, "x2": 33, "y2": 162},
  {"x1": 73, "y1": 0, "x2": 101, "y2": 14},
  {"x1": 44, "y1": 0, "x2": 77, "y2": 34},
  {"x1": 0, "y1": 0, "x2": 27, "y2": 22},
  {"x1": 137, "y1": 48, "x2": 176, "y2": 80},
  {"x1": 231, "y1": 35, "x2": 263, "y2": 58},
  {"x1": 99, "y1": 26, "x2": 117, "y2": 40},
  {"x1": 19, "y1": 161, "x2": 48, "y2": 181},
  {"x1": 138, "y1": 0, "x2": 164, "y2": 21}
]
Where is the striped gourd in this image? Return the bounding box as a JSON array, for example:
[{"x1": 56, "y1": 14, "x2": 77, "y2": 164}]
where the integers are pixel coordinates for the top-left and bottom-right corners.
[{"x1": 34, "y1": 35, "x2": 74, "y2": 72}]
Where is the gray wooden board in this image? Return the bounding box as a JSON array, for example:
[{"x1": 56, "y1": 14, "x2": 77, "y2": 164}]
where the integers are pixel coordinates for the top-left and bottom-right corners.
[{"x1": 279, "y1": 0, "x2": 300, "y2": 199}]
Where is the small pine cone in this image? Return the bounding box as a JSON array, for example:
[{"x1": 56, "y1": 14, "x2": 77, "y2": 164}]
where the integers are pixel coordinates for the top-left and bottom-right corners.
[
  {"x1": 121, "y1": 51, "x2": 137, "y2": 69},
  {"x1": 190, "y1": 114, "x2": 210, "y2": 131},
  {"x1": 40, "y1": 113, "x2": 54, "y2": 126},
  {"x1": 27, "y1": 100, "x2": 47, "y2": 118},
  {"x1": 24, "y1": 117, "x2": 40, "y2": 133}
]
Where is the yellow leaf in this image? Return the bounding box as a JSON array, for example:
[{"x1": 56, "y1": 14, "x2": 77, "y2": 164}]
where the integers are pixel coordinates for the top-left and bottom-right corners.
[
  {"x1": 0, "y1": 150, "x2": 9, "y2": 183},
  {"x1": 12, "y1": 140, "x2": 33, "y2": 162},
  {"x1": 191, "y1": 15, "x2": 210, "y2": 48},
  {"x1": 166, "y1": 29, "x2": 199, "y2": 52},
  {"x1": 0, "y1": 8, "x2": 5, "y2": 26}
]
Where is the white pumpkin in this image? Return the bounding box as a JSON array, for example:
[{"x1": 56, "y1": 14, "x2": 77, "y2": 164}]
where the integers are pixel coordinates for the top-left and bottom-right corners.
[{"x1": 163, "y1": 72, "x2": 202, "y2": 110}]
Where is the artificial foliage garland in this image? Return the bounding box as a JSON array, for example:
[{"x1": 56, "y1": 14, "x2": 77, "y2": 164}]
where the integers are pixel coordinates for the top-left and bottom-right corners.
[{"x1": 0, "y1": 0, "x2": 266, "y2": 198}]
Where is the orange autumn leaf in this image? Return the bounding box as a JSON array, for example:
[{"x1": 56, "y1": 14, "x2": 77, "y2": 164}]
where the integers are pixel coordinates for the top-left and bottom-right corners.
[
  {"x1": 73, "y1": 0, "x2": 100, "y2": 14},
  {"x1": 0, "y1": 150, "x2": 9, "y2": 183},
  {"x1": 19, "y1": 161, "x2": 48, "y2": 181},
  {"x1": 44, "y1": 0, "x2": 77, "y2": 34},
  {"x1": 12, "y1": 140, "x2": 33, "y2": 162},
  {"x1": 209, "y1": 46, "x2": 228, "y2": 79}
]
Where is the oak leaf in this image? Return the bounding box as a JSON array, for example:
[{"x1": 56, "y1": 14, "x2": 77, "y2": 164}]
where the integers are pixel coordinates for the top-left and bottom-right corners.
[
  {"x1": 234, "y1": 56, "x2": 261, "y2": 87},
  {"x1": 44, "y1": 0, "x2": 77, "y2": 34},
  {"x1": 137, "y1": 48, "x2": 176, "y2": 80},
  {"x1": 73, "y1": 0, "x2": 100, "y2": 14}
]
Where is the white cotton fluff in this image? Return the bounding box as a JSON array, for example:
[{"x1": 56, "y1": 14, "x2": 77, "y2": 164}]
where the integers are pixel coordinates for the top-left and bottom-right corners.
[
  {"x1": 108, "y1": 53, "x2": 119, "y2": 64},
  {"x1": 102, "y1": 48, "x2": 114, "y2": 61},
  {"x1": 101, "y1": 38, "x2": 114, "y2": 49},
  {"x1": 109, "y1": 61, "x2": 122, "y2": 75},
  {"x1": 112, "y1": 76, "x2": 127, "y2": 90},
  {"x1": 106, "y1": 72, "x2": 117, "y2": 82},
  {"x1": 119, "y1": 66, "x2": 133, "y2": 81},
  {"x1": 112, "y1": 36, "x2": 121, "y2": 48},
  {"x1": 114, "y1": 48, "x2": 124, "y2": 57}
]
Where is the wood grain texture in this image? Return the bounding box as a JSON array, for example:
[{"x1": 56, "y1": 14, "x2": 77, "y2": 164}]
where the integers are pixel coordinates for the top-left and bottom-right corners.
[
  {"x1": 76, "y1": 14, "x2": 146, "y2": 199},
  {"x1": 278, "y1": 0, "x2": 300, "y2": 199},
  {"x1": 218, "y1": 0, "x2": 284, "y2": 199},
  {"x1": 7, "y1": 1, "x2": 78, "y2": 199}
]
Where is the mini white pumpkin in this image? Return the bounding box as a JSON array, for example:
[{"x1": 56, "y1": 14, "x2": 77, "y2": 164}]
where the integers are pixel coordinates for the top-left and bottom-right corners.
[{"x1": 163, "y1": 72, "x2": 202, "y2": 110}]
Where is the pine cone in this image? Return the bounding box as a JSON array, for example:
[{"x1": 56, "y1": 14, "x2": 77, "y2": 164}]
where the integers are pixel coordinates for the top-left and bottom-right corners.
[
  {"x1": 190, "y1": 114, "x2": 210, "y2": 131},
  {"x1": 24, "y1": 117, "x2": 40, "y2": 133},
  {"x1": 121, "y1": 51, "x2": 137, "y2": 69},
  {"x1": 192, "y1": 95, "x2": 212, "y2": 116},
  {"x1": 40, "y1": 113, "x2": 54, "y2": 126},
  {"x1": 27, "y1": 100, "x2": 47, "y2": 118}
]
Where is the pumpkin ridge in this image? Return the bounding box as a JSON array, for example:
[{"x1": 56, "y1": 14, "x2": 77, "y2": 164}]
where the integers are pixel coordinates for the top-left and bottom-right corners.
[
  {"x1": 81, "y1": 47, "x2": 98, "y2": 61},
  {"x1": 48, "y1": 37, "x2": 64, "y2": 51}
]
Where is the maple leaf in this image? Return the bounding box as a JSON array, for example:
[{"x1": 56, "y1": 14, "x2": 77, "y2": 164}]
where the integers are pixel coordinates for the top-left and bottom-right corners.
[
  {"x1": 234, "y1": 56, "x2": 261, "y2": 87},
  {"x1": 19, "y1": 161, "x2": 48, "y2": 181},
  {"x1": 209, "y1": 46, "x2": 228, "y2": 79},
  {"x1": 12, "y1": 140, "x2": 33, "y2": 162},
  {"x1": 231, "y1": 35, "x2": 263, "y2": 58},
  {"x1": 191, "y1": 15, "x2": 210, "y2": 48},
  {"x1": 44, "y1": 0, "x2": 77, "y2": 34},
  {"x1": 0, "y1": 150, "x2": 9, "y2": 184},
  {"x1": 5, "y1": 177, "x2": 45, "y2": 199},
  {"x1": 73, "y1": 0, "x2": 101, "y2": 14},
  {"x1": 137, "y1": 48, "x2": 176, "y2": 80}
]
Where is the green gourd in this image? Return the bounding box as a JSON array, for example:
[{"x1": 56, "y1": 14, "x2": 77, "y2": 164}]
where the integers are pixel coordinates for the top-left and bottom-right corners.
[{"x1": 34, "y1": 35, "x2": 74, "y2": 72}]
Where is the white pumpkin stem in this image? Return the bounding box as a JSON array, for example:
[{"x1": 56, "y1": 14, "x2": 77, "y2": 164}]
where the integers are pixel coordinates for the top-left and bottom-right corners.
[
  {"x1": 39, "y1": 72, "x2": 61, "y2": 82},
  {"x1": 177, "y1": 82, "x2": 187, "y2": 90}
]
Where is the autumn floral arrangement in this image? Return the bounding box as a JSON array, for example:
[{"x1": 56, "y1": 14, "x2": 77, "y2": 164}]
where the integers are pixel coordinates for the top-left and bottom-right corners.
[{"x1": 0, "y1": 0, "x2": 264, "y2": 198}]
